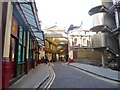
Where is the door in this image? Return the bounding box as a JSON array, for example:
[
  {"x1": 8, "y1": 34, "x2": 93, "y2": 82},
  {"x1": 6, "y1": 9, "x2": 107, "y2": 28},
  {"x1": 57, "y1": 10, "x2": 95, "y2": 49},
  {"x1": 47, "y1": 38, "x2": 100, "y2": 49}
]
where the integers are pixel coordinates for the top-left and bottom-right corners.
[
  {"x1": 9, "y1": 37, "x2": 16, "y2": 79},
  {"x1": 29, "y1": 35, "x2": 34, "y2": 69}
]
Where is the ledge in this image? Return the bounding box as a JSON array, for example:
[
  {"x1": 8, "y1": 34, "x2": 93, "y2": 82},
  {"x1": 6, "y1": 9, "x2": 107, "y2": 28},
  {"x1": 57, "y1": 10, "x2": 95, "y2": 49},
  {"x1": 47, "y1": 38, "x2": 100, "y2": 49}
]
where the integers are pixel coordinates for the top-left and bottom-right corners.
[{"x1": 90, "y1": 25, "x2": 112, "y2": 33}]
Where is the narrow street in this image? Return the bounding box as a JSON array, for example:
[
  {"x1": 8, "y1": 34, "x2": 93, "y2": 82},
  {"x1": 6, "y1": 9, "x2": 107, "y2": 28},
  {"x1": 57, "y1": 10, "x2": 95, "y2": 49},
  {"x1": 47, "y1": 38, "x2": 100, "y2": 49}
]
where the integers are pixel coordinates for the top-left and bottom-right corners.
[
  {"x1": 50, "y1": 62, "x2": 119, "y2": 88},
  {"x1": 1, "y1": 0, "x2": 120, "y2": 89}
]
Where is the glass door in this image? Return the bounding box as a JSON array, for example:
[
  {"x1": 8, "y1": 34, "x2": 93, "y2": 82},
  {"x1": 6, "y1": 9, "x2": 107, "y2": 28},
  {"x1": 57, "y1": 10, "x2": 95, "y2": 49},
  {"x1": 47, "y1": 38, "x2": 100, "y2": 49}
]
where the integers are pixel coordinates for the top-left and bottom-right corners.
[
  {"x1": 16, "y1": 25, "x2": 26, "y2": 76},
  {"x1": 29, "y1": 34, "x2": 34, "y2": 69}
]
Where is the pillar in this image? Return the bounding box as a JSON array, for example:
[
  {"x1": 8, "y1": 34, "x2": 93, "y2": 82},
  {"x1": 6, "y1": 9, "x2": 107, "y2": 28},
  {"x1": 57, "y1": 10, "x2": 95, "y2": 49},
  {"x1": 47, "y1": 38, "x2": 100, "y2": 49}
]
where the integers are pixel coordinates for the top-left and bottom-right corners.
[
  {"x1": 68, "y1": 37, "x2": 74, "y2": 63},
  {"x1": 26, "y1": 32, "x2": 29, "y2": 74},
  {"x1": 101, "y1": 53, "x2": 105, "y2": 67},
  {"x1": 2, "y1": 1, "x2": 13, "y2": 88},
  {"x1": 33, "y1": 41, "x2": 35, "y2": 68}
]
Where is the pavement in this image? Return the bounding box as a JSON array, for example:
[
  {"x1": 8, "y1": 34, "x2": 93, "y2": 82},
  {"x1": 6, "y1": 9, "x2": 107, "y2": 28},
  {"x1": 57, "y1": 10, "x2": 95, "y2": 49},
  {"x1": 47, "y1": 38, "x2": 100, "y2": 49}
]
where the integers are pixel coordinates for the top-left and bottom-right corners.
[
  {"x1": 9, "y1": 64, "x2": 50, "y2": 88},
  {"x1": 69, "y1": 62, "x2": 120, "y2": 82}
]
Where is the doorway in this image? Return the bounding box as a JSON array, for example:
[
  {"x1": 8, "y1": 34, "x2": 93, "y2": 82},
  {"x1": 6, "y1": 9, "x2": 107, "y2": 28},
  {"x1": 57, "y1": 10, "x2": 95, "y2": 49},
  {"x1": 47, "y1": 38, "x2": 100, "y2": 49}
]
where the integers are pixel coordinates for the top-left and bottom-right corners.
[{"x1": 9, "y1": 37, "x2": 16, "y2": 79}]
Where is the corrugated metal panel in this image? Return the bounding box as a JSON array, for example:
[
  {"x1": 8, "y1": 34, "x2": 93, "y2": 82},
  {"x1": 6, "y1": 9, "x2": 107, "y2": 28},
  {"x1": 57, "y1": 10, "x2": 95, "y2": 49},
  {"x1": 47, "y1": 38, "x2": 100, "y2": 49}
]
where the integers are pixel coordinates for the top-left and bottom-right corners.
[{"x1": 91, "y1": 33, "x2": 107, "y2": 47}]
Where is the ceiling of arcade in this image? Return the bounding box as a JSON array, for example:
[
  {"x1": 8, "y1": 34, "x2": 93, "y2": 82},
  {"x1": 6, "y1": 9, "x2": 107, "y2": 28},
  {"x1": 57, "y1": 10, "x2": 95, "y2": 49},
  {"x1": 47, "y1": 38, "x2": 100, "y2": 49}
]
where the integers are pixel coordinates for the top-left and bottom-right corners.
[
  {"x1": 43, "y1": 26, "x2": 68, "y2": 53},
  {"x1": 44, "y1": 26, "x2": 68, "y2": 46}
]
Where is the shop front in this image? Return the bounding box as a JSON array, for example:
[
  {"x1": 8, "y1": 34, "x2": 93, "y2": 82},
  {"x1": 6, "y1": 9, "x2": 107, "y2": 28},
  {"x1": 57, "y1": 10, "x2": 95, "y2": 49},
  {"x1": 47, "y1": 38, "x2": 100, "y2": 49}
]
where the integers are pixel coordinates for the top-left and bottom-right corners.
[
  {"x1": 2, "y1": 1, "x2": 44, "y2": 89},
  {"x1": 9, "y1": 8, "x2": 28, "y2": 84},
  {"x1": 44, "y1": 39, "x2": 57, "y2": 62}
]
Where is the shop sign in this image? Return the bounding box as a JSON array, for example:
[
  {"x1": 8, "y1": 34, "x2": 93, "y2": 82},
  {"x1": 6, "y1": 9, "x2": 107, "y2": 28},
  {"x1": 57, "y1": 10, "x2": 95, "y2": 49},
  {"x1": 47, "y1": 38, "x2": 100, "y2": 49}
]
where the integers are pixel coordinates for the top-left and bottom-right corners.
[{"x1": 45, "y1": 33, "x2": 65, "y2": 38}]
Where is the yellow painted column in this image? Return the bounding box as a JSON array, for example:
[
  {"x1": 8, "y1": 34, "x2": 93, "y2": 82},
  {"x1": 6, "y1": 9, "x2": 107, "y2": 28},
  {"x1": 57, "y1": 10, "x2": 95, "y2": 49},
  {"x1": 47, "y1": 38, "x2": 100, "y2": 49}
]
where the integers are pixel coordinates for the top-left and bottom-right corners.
[
  {"x1": 3, "y1": 1, "x2": 13, "y2": 59},
  {"x1": 2, "y1": 1, "x2": 13, "y2": 88}
]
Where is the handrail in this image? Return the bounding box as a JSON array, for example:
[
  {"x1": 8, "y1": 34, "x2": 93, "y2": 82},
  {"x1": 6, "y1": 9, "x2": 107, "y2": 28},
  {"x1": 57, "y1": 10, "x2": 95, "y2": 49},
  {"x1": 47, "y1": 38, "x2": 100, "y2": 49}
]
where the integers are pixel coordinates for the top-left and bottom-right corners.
[{"x1": 106, "y1": 46, "x2": 119, "y2": 56}]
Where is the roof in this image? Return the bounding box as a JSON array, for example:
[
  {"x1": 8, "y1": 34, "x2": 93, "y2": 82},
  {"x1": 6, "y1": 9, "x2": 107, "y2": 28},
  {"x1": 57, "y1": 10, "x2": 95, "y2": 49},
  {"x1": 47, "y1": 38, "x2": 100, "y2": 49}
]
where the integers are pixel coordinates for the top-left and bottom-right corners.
[{"x1": 14, "y1": 1, "x2": 44, "y2": 47}]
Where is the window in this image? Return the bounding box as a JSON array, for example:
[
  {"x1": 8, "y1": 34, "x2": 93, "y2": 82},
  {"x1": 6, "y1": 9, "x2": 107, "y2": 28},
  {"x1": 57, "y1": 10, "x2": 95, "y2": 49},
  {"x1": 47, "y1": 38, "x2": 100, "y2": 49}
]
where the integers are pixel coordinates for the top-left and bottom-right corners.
[
  {"x1": 17, "y1": 25, "x2": 27, "y2": 75},
  {"x1": 18, "y1": 45, "x2": 22, "y2": 63},
  {"x1": 23, "y1": 31, "x2": 26, "y2": 46},
  {"x1": 22, "y1": 47, "x2": 25, "y2": 62},
  {"x1": 83, "y1": 38, "x2": 87, "y2": 46},
  {"x1": 74, "y1": 38, "x2": 77, "y2": 46},
  {"x1": 19, "y1": 26, "x2": 23, "y2": 44},
  {"x1": 18, "y1": 25, "x2": 26, "y2": 63}
]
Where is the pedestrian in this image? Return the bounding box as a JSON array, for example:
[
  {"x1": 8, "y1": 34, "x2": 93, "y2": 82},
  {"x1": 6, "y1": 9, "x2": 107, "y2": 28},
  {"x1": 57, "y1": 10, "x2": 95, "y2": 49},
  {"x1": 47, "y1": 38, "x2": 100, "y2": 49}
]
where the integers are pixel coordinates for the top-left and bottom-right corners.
[{"x1": 48, "y1": 59, "x2": 51, "y2": 66}]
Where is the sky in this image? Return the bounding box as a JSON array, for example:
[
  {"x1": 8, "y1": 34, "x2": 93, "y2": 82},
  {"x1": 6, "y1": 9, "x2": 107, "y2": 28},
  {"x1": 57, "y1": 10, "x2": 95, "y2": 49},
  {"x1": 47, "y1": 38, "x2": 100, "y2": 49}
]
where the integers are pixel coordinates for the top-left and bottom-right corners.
[{"x1": 35, "y1": 0, "x2": 95, "y2": 30}]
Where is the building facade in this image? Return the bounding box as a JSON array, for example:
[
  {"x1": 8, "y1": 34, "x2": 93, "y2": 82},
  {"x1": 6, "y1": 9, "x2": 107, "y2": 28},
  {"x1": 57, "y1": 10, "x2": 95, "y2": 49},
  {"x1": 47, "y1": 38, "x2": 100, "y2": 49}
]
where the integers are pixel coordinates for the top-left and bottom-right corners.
[
  {"x1": 2, "y1": 1, "x2": 44, "y2": 88},
  {"x1": 43, "y1": 39, "x2": 57, "y2": 62},
  {"x1": 43, "y1": 26, "x2": 67, "y2": 62},
  {"x1": 68, "y1": 30, "x2": 96, "y2": 62},
  {"x1": 89, "y1": 0, "x2": 120, "y2": 68}
]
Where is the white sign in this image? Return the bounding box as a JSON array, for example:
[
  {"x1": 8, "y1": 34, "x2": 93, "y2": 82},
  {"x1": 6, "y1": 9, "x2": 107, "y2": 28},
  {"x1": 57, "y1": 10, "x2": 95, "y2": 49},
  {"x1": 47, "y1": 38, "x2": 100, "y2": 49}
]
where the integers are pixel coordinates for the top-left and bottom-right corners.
[{"x1": 45, "y1": 33, "x2": 65, "y2": 38}]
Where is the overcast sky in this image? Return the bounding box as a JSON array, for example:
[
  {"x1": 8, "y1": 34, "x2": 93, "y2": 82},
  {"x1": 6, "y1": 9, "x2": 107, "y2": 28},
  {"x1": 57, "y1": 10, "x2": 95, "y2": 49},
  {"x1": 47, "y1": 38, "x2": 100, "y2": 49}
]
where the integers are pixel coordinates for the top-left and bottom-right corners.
[{"x1": 35, "y1": 0, "x2": 95, "y2": 30}]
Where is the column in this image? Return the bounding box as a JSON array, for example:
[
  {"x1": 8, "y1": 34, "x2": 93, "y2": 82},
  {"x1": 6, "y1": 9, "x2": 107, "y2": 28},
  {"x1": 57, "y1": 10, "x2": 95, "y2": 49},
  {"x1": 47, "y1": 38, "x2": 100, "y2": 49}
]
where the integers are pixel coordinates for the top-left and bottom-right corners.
[
  {"x1": 26, "y1": 32, "x2": 29, "y2": 74},
  {"x1": 68, "y1": 37, "x2": 70, "y2": 63},
  {"x1": 33, "y1": 41, "x2": 35, "y2": 68},
  {"x1": 2, "y1": 1, "x2": 13, "y2": 88},
  {"x1": 101, "y1": 53, "x2": 105, "y2": 67},
  {"x1": 68, "y1": 36, "x2": 73, "y2": 63},
  {"x1": 71, "y1": 36, "x2": 74, "y2": 62}
]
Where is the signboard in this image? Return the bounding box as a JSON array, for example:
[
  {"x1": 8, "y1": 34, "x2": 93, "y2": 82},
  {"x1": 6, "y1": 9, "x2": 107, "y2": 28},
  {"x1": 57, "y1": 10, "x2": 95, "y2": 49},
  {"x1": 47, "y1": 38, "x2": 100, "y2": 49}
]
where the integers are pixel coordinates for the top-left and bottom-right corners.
[
  {"x1": 45, "y1": 33, "x2": 66, "y2": 38},
  {"x1": 45, "y1": 33, "x2": 63, "y2": 38}
]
